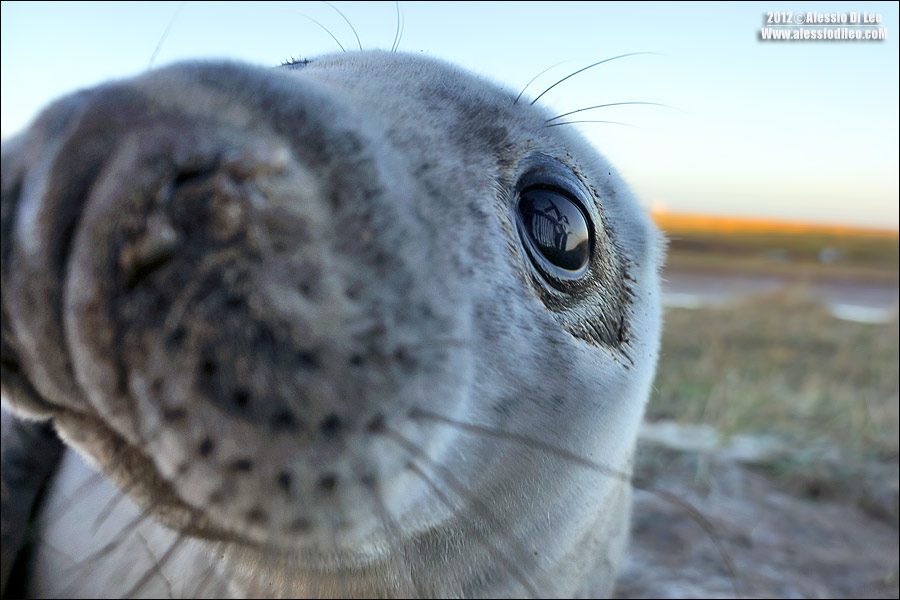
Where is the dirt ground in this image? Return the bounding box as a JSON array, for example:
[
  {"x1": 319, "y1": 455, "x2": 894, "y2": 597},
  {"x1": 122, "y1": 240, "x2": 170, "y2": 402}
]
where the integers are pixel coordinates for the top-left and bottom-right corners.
[
  {"x1": 615, "y1": 425, "x2": 899, "y2": 599},
  {"x1": 662, "y1": 269, "x2": 899, "y2": 314}
]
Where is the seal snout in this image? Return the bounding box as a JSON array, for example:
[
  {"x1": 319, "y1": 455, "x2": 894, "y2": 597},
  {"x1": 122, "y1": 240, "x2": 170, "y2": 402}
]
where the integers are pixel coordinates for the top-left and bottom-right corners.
[{"x1": 4, "y1": 75, "x2": 474, "y2": 547}]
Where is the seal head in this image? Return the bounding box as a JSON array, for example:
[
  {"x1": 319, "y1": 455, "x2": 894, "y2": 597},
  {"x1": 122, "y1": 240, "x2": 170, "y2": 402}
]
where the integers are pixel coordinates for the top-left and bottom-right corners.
[{"x1": 1, "y1": 51, "x2": 662, "y2": 597}]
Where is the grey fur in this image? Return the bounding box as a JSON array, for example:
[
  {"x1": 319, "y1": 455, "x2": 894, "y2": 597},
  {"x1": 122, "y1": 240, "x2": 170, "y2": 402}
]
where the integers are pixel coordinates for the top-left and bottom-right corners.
[{"x1": 0, "y1": 51, "x2": 662, "y2": 597}]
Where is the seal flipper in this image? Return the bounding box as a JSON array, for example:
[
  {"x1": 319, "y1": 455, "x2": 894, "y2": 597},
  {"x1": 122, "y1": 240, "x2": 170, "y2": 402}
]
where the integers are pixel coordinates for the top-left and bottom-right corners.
[{"x1": 1, "y1": 410, "x2": 65, "y2": 598}]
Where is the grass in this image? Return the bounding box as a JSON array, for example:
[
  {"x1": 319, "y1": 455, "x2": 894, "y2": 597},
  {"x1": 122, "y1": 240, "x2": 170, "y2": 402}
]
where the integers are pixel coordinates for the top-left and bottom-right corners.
[
  {"x1": 648, "y1": 288, "x2": 899, "y2": 463},
  {"x1": 664, "y1": 251, "x2": 899, "y2": 284},
  {"x1": 645, "y1": 215, "x2": 898, "y2": 511}
]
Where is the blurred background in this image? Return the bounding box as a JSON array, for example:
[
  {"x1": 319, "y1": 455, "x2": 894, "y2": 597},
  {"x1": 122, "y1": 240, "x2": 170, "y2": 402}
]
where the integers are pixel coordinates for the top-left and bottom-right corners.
[{"x1": 2, "y1": 2, "x2": 898, "y2": 597}]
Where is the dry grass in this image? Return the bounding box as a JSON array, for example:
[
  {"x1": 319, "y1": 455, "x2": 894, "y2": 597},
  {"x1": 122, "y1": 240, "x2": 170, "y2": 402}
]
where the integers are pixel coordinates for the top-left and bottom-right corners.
[{"x1": 649, "y1": 287, "x2": 899, "y2": 462}]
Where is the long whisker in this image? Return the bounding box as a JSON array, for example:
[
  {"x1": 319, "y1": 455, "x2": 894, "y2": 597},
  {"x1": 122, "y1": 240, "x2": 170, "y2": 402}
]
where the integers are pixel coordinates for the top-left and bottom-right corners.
[
  {"x1": 147, "y1": 1, "x2": 185, "y2": 70},
  {"x1": 529, "y1": 52, "x2": 658, "y2": 106},
  {"x1": 385, "y1": 428, "x2": 541, "y2": 599},
  {"x1": 391, "y1": 0, "x2": 404, "y2": 53},
  {"x1": 30, "y1": 531, "x2": 78, "y2": 566},
  {"x1": 514, "y1": 61, "x2": 567, "y2": 105},
  {"x1": 41, "y1": 470, "x2": 107, "y2": 529},
  {"x1": 635, "y1": 483, "x2": 742, "y2": 598},
  {"x1": 545, "y1": 120, "x2": 636, "y2": 129},
  {"x1": 64, "y1": 510, "x2": 151, "y2": 575},
  {"x1": 135, "y1": 531, "x2": 175, "y2": 599},
  {"x1": 364, "y1": 475, "x2": 420, "y2": 598},
  {"x1": 90, "y1": 483, "x2": 133, "y2": 534},
  {"x1": 298, "y1": 13, "x2": 347, "y2": 52},
  {"x1": 329, "y1": 523, "x2": 351, "y2": 598},
  {"x1": 189, "y1": 562, "x2": 220, "y2": 598},
  {"x1": 323, "y1": 1, "x2": 363, "y2": 51},
  {"x1": 408, "y1": 408, "x2": 630, "y2": 482},
  {"x1": 411, "y1": 409, "x2": 741, "y2": 597},
  {"x1": 404, "y1": 460, "x2": 539, "y2": 599},
  {"x1": 122, "y1": 534, "x2": 186, "y2": 599},
  {"x1": 546, "y1": 101, "x2": 672, "y2": 123},
  {"x1": 59, "y1": 510, "x2": 153, "y2": 595}
]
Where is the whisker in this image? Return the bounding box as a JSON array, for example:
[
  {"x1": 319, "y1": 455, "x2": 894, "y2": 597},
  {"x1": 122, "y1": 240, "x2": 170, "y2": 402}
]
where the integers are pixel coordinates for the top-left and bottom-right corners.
[
  {"x1": 410, "y1": 409, "x2": 741, "y2": 597},
  {"x1": 529, "y1": 52, "x2": 658, "y2": 106},
  {"x1": 634, "y1": 483, "x2": 742, "y2": 599},
  {"x1": 189, "y1": 562, "x2": 219, "y2": 598},
  {"x1": 147, "y1": 1, "x2": 185, "y2": 71},
  {"x1": 305, "y1": 541, "x2": 322, "y2": 599},
  {"x1": 545, "y1": 120, "x2": 636, "y2": 128},
  {"x1": 403, "y1": 459, "x2": 539, "y2": 599},
  {"x1": 408, "y1": 408, "x2": 630, "y2": 483},
  {"x1": 323, "y1": 0, "x2": 363, "y2": 51},
  {"x1": 42, "y1": 470, "x2": 107, "y2": 529},
  {"x1": 90, "y1": 484, "x2": 132, "y2": 534},
  {"x1": 122, "y1": 534, "x2": 186, "y2": 599},
  {"x1": 64, "y1": 510, "x2": 151, "y2": 574},
  {"x1": 513, "y1": 61, "x2": 567, "y2": 105},
  {"x1": 135, "y1": 531, "x2": 175, "y2": 599},
  {"x1": 59, "y1": 510, "x2": 153, "y2": 594},
  {"x1": 391, "y1": 0, "x2": 404, "y2": 53},
  {"x1": 385, "y1": 428, "x2": 541, "y2": 599},
  {"x1": 546, "y1": 101, "x2": 672, "y2": 123},
  {"x1": 329, "y1": 523, "x2": 351, "y2": 598},
  {"x1": 298, "y1": 13, "x2": 347, "y2": 53},
  {"x1": 161, "y1": 249, "x2": 247, "y2": 331},
  {"x1": 363, "y1": 475, "x2": 419, "y2": 598}
]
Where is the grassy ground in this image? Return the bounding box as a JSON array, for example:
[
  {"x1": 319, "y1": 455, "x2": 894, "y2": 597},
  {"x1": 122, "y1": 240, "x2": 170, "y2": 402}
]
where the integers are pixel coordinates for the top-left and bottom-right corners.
[
  {"x1": 649, "y1": 288, "x2": 899, "y2": 461},
  {"x1": 634, "y1": 220, "x2": 898, "y2": 591},
  {"x1": 651, "y1": 215, "x2": 899, "y2": 463}
]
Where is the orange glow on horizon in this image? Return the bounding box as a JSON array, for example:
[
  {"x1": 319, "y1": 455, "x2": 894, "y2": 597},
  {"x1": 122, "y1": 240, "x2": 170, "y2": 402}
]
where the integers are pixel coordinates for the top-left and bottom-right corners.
[{"x1": 651, "y1": 211, "x2": 900, "y2": 238}]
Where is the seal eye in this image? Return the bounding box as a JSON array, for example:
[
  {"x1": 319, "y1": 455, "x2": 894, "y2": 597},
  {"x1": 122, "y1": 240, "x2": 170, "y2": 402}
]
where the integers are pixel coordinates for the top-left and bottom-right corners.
[{"x1": 516, "y1": 188, "x2": 591, "y2": 277}]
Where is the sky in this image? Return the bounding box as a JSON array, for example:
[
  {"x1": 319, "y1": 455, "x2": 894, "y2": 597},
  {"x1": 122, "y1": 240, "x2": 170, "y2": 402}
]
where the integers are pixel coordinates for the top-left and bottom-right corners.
[{"x1": 1, "y1": 1, "x2": 898, "y2": 229}]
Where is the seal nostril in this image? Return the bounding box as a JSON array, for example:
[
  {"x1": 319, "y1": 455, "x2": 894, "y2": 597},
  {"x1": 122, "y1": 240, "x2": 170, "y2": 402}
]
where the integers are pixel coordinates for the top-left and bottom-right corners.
[
  {"x1": 201, "y1": 359, "x2": 217, "y2": 376},
  {"x1": 317, "y1": 474, "x2": 337, "y2": 492},
  {"x1": 277, "y1": 471, "x2": 292, "y2": 493},
  {"x1": 319, "y1": 414, "x2": 342, "y2": 437}
]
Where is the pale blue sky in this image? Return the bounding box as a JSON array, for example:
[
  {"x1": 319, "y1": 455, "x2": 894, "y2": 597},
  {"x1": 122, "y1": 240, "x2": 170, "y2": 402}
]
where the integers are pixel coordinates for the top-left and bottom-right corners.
[{"x1": 2, "y1": 1, "x2": 898, "y2": 228}]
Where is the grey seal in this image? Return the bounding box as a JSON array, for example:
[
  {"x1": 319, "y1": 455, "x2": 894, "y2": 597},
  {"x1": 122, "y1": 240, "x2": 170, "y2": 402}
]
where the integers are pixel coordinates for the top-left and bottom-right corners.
[{"x1": 0, "y1": 50, "x2": 663, "y2": 597}]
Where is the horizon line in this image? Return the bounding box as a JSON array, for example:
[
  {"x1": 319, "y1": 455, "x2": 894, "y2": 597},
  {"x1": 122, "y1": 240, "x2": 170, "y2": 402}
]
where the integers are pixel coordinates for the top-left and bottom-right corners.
[{"x1": 651, "y1": 209, "x2": 900, "y2": 236}]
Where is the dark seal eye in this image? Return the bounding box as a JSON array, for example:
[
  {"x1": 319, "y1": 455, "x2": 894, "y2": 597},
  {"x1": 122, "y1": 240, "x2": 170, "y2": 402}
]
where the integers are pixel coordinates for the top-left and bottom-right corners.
[{"x1": 516, "y1": 188, "x2": 591, "y2": 277}]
